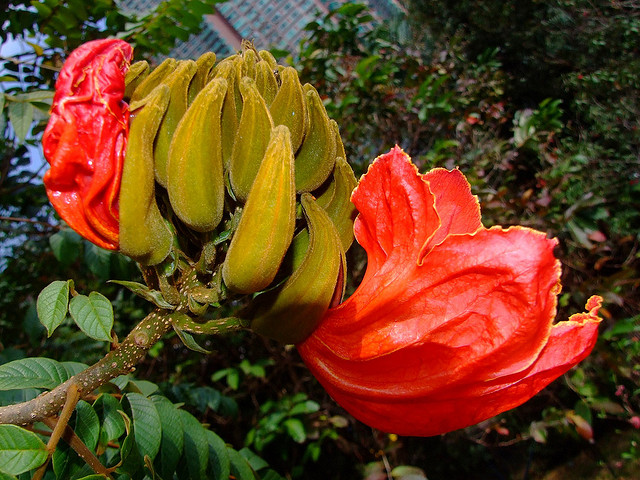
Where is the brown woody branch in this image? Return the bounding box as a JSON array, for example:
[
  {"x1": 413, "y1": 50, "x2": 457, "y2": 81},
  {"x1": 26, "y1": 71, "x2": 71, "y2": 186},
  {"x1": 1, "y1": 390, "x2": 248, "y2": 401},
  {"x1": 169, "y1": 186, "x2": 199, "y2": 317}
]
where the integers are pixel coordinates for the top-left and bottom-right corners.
[{"x1": 0, "y1": 309, "x2": 172, "y2": 426}]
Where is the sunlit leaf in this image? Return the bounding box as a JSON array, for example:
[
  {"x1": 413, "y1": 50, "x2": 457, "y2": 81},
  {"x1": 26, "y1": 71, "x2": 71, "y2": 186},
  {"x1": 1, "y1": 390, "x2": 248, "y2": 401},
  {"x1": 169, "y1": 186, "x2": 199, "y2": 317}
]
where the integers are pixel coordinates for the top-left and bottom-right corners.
[
  {"x1": 7, "y1": 101, "x2": 34, "y2": 142},
  {"x1": 0, "y1": 425, "x2": 48, "y2": 475},
  {"x1": 390, "y1": 465, "x2": 428, "y2": 479},
  {"x1": 36, "y1": 279, "x2": 71, "y2": 336},
  {"x1": 282, "y1": 418, "x2": 306, "y2": 443},
  {"x1": 69, "y1": 292, "x2": 114, "y2": 342}
]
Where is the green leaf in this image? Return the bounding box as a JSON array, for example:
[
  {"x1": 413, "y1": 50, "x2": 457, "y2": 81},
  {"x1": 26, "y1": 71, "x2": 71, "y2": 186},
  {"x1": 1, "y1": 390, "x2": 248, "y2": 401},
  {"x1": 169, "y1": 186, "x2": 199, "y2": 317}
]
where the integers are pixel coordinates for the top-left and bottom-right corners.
[
  {"x1": 0, "y1": 425, "x2": 48, "y2": 475},
  {"x1": 283, "y1": 418, "x2": 306, "y2": 443},
  {"x1": 52, "y1": 435, "x2": 89, "y2": 479},
  {"x1": 173, "y1": 326, "x2": 212, "y2": 354},
  {"x1": 0, "y1": 94, "x2": 6, "y2": 134},
  {"x1": 126, "y1": 392, "x2": 161, "y2": 462},
  {"x1": 110, "y1": 375, "x2": 130, "y2": 392},
  {"x1": 151, "y1": 396, "x2": 184, "y2": 479},
  {"x1": 206, "y1": 430, "x2": 230, "y2": 480},
  {"x1": 390, "y1": 465, "x2": 428, "y2": 479},
  {"x1": 0, "y1": 389, "x2": 39, "y2": 407},
  {"x1": 227, "y1": 369, "x2": 240, "y2": 391},
  {"x1": 49, "y1": 230, "x2": 82, "y2": 266},
  {"x1": 83, "y1": 243, "x2": 111, "y2": 280},
  {"x1": 0, "y1": 357, "x2": 87, "y2": 390},
  {"x1": 93, "y1": 393, "x2": 125, "y2": 447},
  {"x1": 239, "y1": 447, "x2": 268, "y2": 471},
  {"x1": 116, "y1": 423, "x2": 143, "y2": 478},
  {"x1": 126, "y1": 379, "x2": 159, "y2": 397},
  {"x1": 0, "y1": 471, "x2": 17, "y2": 480},
  {"x1": 19, "y1": 90, "x2": 54, "y2": 103},
  {"x1": 289, "y1": 400, "x2": 320, "y2": 416},
  {"x1": 74, "y1": 400, "x2": 100, "y2": 452},
  {"x1": 529, "y1": 421, "x2": 547, "y2": 444},
  {"x1": 177, "y1": 410, "x2": 209, "y2": 480},
  {"x1": 36, "y1": 279, "x2": 71, "y2": 336},
  {"x1": 7, "y1": 101, "x2": 34, "y2": 142},
  {"x1": 31, "y1": 1, "x2": 53, "y2": 18},
  {"x1": 228, "y1": 447, "x2": 256, "y2": 480},
  {"x1": 109, "y1": 280, "x2": 176, "y2": 309},
  {"x1": 260, "y1": 469, "x2": 286, "y2": 480},
  {"x1": 69, "y1": 292, "x2": 114, "y2": 342}
]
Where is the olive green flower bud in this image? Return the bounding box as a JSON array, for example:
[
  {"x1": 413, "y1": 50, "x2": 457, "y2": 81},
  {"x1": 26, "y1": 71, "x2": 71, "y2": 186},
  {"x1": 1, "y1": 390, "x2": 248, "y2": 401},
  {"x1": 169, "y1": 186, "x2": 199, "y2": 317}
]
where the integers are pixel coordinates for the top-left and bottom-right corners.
[{"x1": 120, "y1": 43, "x2": 358, "y2": 343}]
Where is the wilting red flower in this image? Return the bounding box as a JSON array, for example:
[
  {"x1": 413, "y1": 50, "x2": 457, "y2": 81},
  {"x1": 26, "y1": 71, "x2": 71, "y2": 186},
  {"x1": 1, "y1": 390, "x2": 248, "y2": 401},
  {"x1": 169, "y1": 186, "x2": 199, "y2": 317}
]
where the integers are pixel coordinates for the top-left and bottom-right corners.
[
  {"x1": 298, "y1": 146, "x2": 602, "y2": 437},
  {"x1": 43, "y1": 39, "x2": 132, "y2": 249}
]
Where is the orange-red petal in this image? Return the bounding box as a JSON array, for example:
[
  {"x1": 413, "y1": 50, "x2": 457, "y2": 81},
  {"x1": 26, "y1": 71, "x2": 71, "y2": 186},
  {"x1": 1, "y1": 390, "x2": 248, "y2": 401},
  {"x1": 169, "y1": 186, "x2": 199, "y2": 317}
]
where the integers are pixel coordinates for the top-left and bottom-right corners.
[
  {"x1": 43, "y1": 39, "x2": 132, "y2": 249},
  {"x1": 298, "y1": 147, "x2": 602, "y2": 437}
]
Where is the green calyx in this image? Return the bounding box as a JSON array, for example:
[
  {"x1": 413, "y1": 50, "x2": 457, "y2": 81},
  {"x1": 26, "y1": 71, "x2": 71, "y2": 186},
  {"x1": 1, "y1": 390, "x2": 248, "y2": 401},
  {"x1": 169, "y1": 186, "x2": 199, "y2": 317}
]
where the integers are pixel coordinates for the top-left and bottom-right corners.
[{"x1": 119, "y1": 42, "x2": 358, "y2": 344}]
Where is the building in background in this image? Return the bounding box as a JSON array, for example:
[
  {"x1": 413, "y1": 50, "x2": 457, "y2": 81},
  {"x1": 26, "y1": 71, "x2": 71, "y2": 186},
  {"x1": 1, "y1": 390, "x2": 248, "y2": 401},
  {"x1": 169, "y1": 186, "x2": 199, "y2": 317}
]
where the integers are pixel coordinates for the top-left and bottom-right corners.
[{"x1": 126, "y1": 0, "x2": 406, "y2": 58}]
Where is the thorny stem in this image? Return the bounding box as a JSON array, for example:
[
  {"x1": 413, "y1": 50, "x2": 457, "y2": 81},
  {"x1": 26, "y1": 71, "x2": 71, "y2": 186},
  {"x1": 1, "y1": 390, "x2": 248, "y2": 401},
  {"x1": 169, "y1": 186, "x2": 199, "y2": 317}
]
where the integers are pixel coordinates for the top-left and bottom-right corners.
[{"x1": 0, "y1": 309, "x2": 172, "y2": 426}]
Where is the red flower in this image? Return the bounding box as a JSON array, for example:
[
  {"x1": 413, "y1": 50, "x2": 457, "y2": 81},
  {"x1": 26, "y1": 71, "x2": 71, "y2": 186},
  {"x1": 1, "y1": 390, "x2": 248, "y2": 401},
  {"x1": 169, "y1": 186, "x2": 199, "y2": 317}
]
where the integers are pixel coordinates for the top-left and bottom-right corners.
[
  {"x1": 298, "y1": 146, "x2": 602, "y2": 437},
  {"x1": 43, "y1": 39, "x2": 132, "y2": 249}
]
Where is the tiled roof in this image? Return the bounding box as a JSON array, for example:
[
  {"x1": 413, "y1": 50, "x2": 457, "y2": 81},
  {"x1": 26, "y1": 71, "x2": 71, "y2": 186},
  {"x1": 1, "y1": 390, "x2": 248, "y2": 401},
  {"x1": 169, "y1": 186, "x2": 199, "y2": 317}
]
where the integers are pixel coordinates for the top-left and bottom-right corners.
[{"x1": 127, "y1": 0, "x2": 405, "y2": 58}]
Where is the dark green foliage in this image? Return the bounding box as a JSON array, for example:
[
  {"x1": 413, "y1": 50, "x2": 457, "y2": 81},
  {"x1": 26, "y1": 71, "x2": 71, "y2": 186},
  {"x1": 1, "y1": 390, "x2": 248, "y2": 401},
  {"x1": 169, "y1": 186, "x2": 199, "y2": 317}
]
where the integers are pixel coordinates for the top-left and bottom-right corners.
[
  {"x1": 1, "y1": 1, "x2": 639, "y2": 479},
  {"x1": 295, "y1": 2, "x2": 639, "y2": 477}
]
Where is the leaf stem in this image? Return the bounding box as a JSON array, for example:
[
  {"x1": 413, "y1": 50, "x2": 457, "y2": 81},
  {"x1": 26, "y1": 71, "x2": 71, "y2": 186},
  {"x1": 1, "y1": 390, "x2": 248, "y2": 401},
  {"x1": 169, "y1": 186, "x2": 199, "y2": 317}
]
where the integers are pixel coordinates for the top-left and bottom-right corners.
[
  {"x1": 42, "y1": 416, "x2": 113, "y2": 478},
  {"x1": 32, "y1": 384, "x2": 80, "y2": 480}
]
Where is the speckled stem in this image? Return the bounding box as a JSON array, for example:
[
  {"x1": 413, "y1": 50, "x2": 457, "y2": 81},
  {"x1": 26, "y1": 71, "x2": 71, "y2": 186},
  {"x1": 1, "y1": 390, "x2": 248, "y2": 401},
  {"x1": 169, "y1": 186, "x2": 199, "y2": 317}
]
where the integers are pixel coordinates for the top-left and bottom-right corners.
[{"x1": 0, "y1": 309, "x2": 172, "y2": 426}]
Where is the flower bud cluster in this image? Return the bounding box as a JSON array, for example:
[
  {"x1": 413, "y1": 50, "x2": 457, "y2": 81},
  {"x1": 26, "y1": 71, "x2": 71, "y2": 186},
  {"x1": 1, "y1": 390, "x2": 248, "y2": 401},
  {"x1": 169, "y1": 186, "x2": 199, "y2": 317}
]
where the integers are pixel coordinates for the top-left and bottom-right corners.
[{"x1": 44, "y1": 40, "x2": 358, "y2": 343}]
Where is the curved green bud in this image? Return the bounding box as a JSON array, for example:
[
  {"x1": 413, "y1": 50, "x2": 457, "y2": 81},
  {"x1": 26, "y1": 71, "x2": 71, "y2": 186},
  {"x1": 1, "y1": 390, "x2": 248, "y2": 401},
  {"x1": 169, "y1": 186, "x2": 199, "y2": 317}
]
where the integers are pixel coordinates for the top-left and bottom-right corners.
[
  {"x1": 153, "y1": 60, "x2": 198, "y2": 187},
  {"x1": 129, "y1": 58, "x2": 176, "y2": 105},
  {"x1": 167, "y1": 78, "x2": 228, "y2": 232},
  {"x1": 229, "y1": 77, "x2": 274, "y2": 201},
  {"x1": 258, "y1": 50, "x2": 277, "y2": 70},
  {"x1": 119, "y1": 86, "x2": 173, "y2": 265},
  {"x1": 124, "y1": 60, "x2": 149, "y2": 99},
  {"x1": 315, "y1": 155, "x2": 358, "y2": 251},
  {"x1": 250, "y1": 193, "x2": 345, "y2": 344},
  {"x1": 283, "y1": 228, "x2": 310, "y2": 274},
  {"x1": 295, "y1": 84, "x2": 336, "y2": 192},
  {"x1": 241, "y1": 48, "x2": 258, "y2": 79},
  {"x1": 270, "y1": 67, "x2": 306, "y2": 151},
  {"x1": 222, "y1": 126, "x2": 296, "y2": 294},
  {"x1": 213, "y1": 58, "x2": 242, "y2": 166},
  {"x1": 331, "y1": 119, "x2": 347, "y2": 160},
  {"x1": 188, "y1": 51, "x2": 217, "y2": 105},
  {"x1": 255, "y1": 60, "x2": 278, "y2": 106}
]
